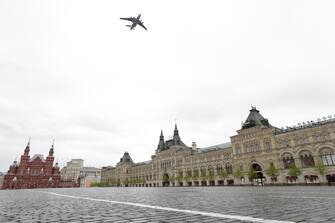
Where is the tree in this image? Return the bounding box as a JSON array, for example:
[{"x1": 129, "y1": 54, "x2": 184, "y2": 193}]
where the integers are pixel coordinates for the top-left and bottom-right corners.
[
  {"x1": 200, "y1": 169, "x2": 207, "y2": 181},
  {"x1": 91, "y1": 182, "x2": 109, "y2": 187},
  {"x1": 123, "y1": 178, "x2": 129, "y2": 186},
  {"x1": 110, "y1": 178, "x2": 118, "y2": 186},
  {"x1": 247, "y1": 167, "x2": 257, "y2": 184},
  {"x1": 162, "y1": 174, "x2": 169, "y2": 182},
  {"x1": 169, "y1": 175, "x2": 175, "y2": 183},
  {"x1": 266, "y1": 163, "x2": 279, "y2": 184},
  {"x1": 218, "y1": 169, "x2": 228, "y2": 179},
  {"x1": 315, "y1": 160, "x2": 327, "y2": 183},
  {"x1": 183, "y1": 173, "x2": 191, "y2": 182},
  {"x1": 234, "y1": 168, "x2": 244, "y2": 185},
  {"x1": 176, "y1": 172, "x2": 183, "y2": 183},
  {"x1": 192, "y1": 172, "x2": 198, "y2": 181},
  {"x1": 208, "y1": 169, "x2": 215, "y2": 181},
  {"x1": 287, "y1": 164, "x2": 301, "y2": 183}
]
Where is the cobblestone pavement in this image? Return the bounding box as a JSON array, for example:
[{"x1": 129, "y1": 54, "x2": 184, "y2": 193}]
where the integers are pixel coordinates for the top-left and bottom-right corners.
[{"x1": 0, "y1": 186, "x2": 335, "y2": 223}]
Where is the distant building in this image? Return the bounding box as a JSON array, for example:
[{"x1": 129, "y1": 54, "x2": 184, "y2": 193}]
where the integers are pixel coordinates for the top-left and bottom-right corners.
[
  {"x1": 101, "y1": 107, "x2": 335, "y2": 187},
  {"x1": 78, "y1": 167, "x2": 101, "y2": 187},
  {"x1": 2, "y1": 140, "x2": 61, "y2": 189},
  {"x1": 60, "y1": 159, "x2": 84, "y2": 185},
  {"x1": 0, "y1": 172, "x2": 4, "y2": 189}
]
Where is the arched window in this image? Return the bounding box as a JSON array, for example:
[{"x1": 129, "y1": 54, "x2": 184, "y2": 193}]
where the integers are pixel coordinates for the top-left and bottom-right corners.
[
  {"x1": 225, "y1": 163, "x2": 233, "y2": 175},
  {"x1": 320, "y1": 148, "x2": 335, "y2": 166},
  {"x1": 186, "y1": 169, "x2": 192, "y2": 178},
  {"x1": 193, "y1": 168, "x2": 199, "y2": 177},
  {"x1": 216, "y1": 165, "x2": 222, "y2": 174},
  {"x1": 200, "y1": 167, "x2": 206, "y2": 177},
  {"x1": 282, "y1": 153, "x2": 295, "y2": 169},
  {"x1": 299, "y1": 150, "x2": 315, "y2": 168},
  {"x1": 208, "y1": 166, "x2": 214, "y2": 177},
  {"x1": 235, "y1": 143, "x2": 241, "y2": 154}
]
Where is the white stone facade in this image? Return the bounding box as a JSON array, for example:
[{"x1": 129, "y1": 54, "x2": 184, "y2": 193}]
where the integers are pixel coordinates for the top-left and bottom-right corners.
[{"x1": 101, "y1": 108, "x2": 335, "y2": 186}]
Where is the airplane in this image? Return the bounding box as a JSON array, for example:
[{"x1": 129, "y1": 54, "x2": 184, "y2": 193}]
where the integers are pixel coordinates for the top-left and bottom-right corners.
[{"x1": 120, "y1": 14, "x2": 147, "y2": 31}]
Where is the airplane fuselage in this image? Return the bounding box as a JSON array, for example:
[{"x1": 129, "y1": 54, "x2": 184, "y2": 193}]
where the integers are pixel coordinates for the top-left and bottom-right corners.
[{"x1": 120, "y1": 14, "x2": 147, "y2": 31}]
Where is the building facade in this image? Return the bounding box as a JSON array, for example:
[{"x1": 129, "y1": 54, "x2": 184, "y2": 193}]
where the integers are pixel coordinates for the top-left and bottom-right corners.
[
  {"x1": 78, "y1": 167, "x2": 101, "y2": 187},
  {"x1": 60, "y1": 159, "x2": 84, "y2": 185},
  {"x1": 0, "y1": 172, "x2": 4, "y2": 189},
  {"x1": 2, "y1": 140, "x2": 61, "y2": 189},
  {"x1": 101, "y1": 107, "x2": 335, "y2": 186}
]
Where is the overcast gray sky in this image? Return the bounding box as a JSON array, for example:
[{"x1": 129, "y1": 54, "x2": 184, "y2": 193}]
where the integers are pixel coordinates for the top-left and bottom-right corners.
[{"x1": 1, "y1": 0, "x2": 335, "y2": 172}]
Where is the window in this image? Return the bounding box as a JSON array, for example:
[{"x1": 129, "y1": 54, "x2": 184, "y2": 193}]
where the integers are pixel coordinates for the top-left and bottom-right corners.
[
  {"x1": 282, "y1": 153, "x2": 295, "y2": 169},
  {"x1": 216, "y1": 165, "x2": 222, "y2": 173},
  {"x1": 320, "y1": 148, "x2": 335, "y2": 166},
  {"x1": 299, "y1": 151, "x2": 315, "y2": 168},
  {"x1": 225, "y1": 163, "x2": 233, "y2": 175},
  {"x1": 303, "y1": 137, "x2": 309, "y2": 144},
  {"x1": 264, "y1": 141, "x2": 272, "y2": 150},
  {"x1": 235, "y1": 143, "x2": 241, "y2": 154}
]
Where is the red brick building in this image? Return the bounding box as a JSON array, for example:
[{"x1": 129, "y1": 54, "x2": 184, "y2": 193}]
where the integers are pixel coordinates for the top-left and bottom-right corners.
[{"x1": 2, "y1": 140, "x2": 62, "y2": 189}]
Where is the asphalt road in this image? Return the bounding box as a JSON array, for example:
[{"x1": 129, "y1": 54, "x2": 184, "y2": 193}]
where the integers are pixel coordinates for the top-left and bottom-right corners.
[{"x1": 0, "y1": 186, "x2": 334, "y2": 223}]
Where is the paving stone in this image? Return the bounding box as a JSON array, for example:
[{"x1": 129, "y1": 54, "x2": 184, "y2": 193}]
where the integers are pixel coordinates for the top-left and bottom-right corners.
[{"x1": 0, "y1": 187, "x2": 334, "y2": 222}]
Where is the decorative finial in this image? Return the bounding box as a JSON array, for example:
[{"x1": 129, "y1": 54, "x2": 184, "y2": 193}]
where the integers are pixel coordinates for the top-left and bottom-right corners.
[{"x1": 27, "y1": 136, "x2": 31, "y2": 146}]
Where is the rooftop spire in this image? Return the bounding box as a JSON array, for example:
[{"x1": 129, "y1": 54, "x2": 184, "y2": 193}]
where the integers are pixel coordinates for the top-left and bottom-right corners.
[
  {"x1": 157, "y1": 130, "x2": 166, "y2": 150},
  {"x1": 49, "y1": 139, "x2": 54, "y2": 156},
  {"x1": 174, "y1": 123, "x2": 179, "y2": 135},
  {"x1": 24, "y1": 137, "x2": 31, "y2": 155},
  {"x1": 173, "y1": 123, "x2": 181, "y2": 145}
]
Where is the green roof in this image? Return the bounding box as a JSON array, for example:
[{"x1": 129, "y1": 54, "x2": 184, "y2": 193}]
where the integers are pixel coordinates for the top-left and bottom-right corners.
[{"x1": 242, "y1": 107, "x2": 271, "y2": 129}]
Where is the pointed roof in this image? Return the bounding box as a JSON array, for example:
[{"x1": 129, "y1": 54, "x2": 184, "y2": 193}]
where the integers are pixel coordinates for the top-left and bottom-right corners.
[
  {"x1": 23, "y1": 137, "x2": 31, "y2": 155},
  {"x1": 242, "y1": 106, "x2": 271, "y2": 129},
  {"x1": 49, "y1": 139, "x2": 54, "y2": 156},
  {"x1": 173, "y1": 123, "x2": 181, "y2": 144},
  {"x1": 157, "y1": 130, "x2": 166, "y2": 150},
  {"x1": 30, "y1": 154, "x2": 45, "y2": 162},
  {"x1": 118, "y1": 152, "x2": 134, "y2": 164}
]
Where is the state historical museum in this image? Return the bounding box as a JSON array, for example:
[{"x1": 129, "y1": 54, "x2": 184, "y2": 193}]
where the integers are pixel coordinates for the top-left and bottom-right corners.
[{"x1": 2, "y1": 140, "x2": 61, "y2": 189}]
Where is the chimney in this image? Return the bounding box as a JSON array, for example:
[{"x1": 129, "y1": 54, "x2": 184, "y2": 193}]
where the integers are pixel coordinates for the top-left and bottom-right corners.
[{"x1": 192, "y1": 142, "x2": 197, "y2": 150}]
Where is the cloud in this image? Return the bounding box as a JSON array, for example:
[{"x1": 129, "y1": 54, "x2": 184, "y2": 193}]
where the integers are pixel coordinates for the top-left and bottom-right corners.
[{"x1": 0, "y1": 0, "x2": 335, "y2": 171}]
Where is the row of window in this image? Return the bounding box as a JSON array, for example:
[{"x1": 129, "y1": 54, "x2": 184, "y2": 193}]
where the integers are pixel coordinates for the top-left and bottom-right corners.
[{"x1": 283, "y1": 154, "x2": 335, "y2": 168}]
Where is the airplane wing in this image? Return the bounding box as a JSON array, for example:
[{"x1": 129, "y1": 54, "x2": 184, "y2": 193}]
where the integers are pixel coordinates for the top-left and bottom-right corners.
[
  {"x1": 120, "y1": 17, "x2": 132, "y2": 21},
  {"x1": 139, "y1": 23, "x2": 147, "y2": 30}
]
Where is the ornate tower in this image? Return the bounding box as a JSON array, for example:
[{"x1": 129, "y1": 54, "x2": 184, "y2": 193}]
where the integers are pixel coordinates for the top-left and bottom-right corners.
[
  {"x1": 45, "y1": 140, "x2": 55, "y2": 174},
  {"x1": 157, "y1": 130, "x2": 166, "y2": 151},
  {"x1": 173, "y1": 124, "x2": 181, "y2": 145},
  {"x1": 18, "y1": 138, "x2": 31, "y2": 174}
]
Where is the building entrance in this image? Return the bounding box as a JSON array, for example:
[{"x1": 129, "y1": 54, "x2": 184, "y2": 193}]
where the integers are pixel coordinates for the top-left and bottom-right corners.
[
  {"x1": 252, "y1": 163, "x2": 265, "y2": 186},
  {"x1": 162, "y1": 173, "x2": 170, "y2": 187}
]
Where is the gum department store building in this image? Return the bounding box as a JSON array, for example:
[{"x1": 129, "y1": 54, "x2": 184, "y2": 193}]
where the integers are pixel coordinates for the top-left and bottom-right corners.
[{"x1": 101, "y1": 107, "x2": 335, "y2": 187}]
